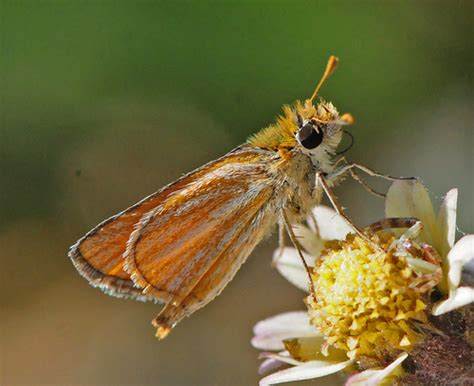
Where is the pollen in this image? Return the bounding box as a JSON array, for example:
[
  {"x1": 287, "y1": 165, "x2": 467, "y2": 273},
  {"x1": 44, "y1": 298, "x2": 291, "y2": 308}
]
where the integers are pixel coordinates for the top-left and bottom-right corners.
[{"x1": 307, "y1": 232, "x2": 434, "y2": 361}]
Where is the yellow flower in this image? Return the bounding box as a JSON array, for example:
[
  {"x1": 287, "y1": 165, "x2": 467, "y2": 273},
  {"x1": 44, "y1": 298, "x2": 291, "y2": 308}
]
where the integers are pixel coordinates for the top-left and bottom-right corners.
[
  {"x1": 252, "y1": 180, "x2": 473, "y2": 386},
  {"x1": 307, "y1": 231, "x2": 437, "y2": 362}
]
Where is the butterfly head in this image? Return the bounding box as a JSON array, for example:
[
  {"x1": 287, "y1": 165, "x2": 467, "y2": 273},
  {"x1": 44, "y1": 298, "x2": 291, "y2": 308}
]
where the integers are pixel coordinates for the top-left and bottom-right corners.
[
  {"x1": 293, "y1": 98, "x2": 354, "y2": 156},
  {"x1": 249, "y1": 56, "x2": 354, "y2": 159}
]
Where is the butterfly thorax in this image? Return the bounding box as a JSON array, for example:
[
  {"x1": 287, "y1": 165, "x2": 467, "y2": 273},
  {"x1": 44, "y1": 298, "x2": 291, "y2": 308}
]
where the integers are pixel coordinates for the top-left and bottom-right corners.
[{"x1": 248, "y1": 99, "x2": 345, "y2": 220}]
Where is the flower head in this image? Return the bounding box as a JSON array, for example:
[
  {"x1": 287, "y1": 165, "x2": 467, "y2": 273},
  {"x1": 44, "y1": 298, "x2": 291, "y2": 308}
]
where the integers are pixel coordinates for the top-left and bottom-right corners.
[
  {"x1": 253, "y1": 180, "x2": 473, "y2": 385},
  {"x1": 308, "y1": 230, "x2": 437, "y2": 361}
]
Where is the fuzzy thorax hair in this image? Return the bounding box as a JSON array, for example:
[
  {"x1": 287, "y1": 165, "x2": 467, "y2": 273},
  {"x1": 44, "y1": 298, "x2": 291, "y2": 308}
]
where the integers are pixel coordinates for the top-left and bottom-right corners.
[{"x1": 248, "y1": 99, "x2": 340, "y2": 151}]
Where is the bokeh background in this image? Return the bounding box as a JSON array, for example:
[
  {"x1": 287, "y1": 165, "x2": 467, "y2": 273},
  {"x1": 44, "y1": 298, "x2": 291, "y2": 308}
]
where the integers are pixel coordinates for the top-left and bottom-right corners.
[{"x1": 1, "y1": 1, "x2": 472, "y2": 385}]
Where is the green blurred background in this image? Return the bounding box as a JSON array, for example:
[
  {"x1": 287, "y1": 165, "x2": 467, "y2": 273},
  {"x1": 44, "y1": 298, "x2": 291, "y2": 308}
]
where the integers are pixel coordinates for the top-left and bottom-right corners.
[{"x1": 1, "y1": 1, "x2": 472, "y2": 385}]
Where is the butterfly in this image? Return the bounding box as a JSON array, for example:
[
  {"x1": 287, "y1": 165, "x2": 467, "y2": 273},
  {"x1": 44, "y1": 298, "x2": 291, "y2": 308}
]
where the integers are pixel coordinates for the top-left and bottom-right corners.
[{"x1": 69, "y1": 56, "x2": 400, "y2": 338}]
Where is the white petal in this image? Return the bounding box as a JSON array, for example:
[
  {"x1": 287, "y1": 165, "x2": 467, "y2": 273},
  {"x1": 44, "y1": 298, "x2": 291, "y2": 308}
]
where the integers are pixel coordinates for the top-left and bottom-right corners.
[
  {"x1": 252, "y1": 311, "x2": 319, "y2": 351},
  {"x1": 432, "y1": 286, "x2": 474, "y2": 315},
  {"x1": 345, "y1": 352, "x2": 408, "y2": 386},
  {"x1": 311, "y1": 206, "x2": 353, "y2": 240},
  {"x1": 437, "y1": 189, "x2": 458, "y2": 255},
  {"x1": 273, "y1": 247, "x2": 312, "y2": 293},
  {"x1": 464, "y1": 259, "x2": 474, "y2": 283},
  {"x1": 259, "y1": 351, "x2": 299, "y2": 375},
  {"x1": 259, "y1": 358, "x2": 286, "y2": 375},
  {"x1": 260, "y1": 346, "x2": 348, "y2": 366},
  {"x1": 260, "y1": 359, "x2": 353, "y2": 385},
  {"x1": 259, "y1": 351, "x2": 304, "y2": 366},
  {"x1": 446, "y1": 235, "x2": 474, "y2": 289},
  {"x1": 386, "y1": 180, "x2": 440, "y2": 250},
  {"x1": 292, "y1": 223, "x2": 325, "y2": 257}
]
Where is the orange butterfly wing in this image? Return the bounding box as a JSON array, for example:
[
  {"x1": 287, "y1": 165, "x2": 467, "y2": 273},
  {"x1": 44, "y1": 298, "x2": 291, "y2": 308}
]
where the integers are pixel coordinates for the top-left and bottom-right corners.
[
  {"x1": 123, "y1": 147, "x2": 279, "y2": 336},
  {"x1": 148, "y1": 193, "x2": 279, "y2": 338},
  {"x1": 69, "y1": 146, "x2": 277, "y2": 306}
]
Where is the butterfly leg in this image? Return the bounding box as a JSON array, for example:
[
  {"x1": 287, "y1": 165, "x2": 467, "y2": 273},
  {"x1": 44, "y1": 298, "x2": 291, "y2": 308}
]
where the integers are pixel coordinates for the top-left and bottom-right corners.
[
  {"x1": 330, "y1": 160, "x2": 418, "y2": 199},
  {"x1": 330, "y1": 162, "x2": 417, "y2": 182},
  {"x1": 272, "y1": 220, "x2": 287, "y2": 267},
  {"x1": 315, "y1": 172, "x2": 365, "y2": 239},
  {"x1": 315, "y1": 172, "x2": 384, "y2": 252},
  {"x1": 364, "y1": 217, "x2": 420, "y2": 233},
  {"x1": 281, "y1": 209, "x2": 316, "y2": 301},
  {"x1": 333, "y1": 157, "x2": 398, "y2": 198},
  {"x1": 349, "y1": 169, "x2": 386, "y2": 198}
]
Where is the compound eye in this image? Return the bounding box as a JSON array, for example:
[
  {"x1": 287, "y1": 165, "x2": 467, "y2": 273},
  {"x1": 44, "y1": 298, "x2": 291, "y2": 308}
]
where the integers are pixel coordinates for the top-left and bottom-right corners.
[{"x1": 297, "y1": 122, "x2": 324, "y2": 149}]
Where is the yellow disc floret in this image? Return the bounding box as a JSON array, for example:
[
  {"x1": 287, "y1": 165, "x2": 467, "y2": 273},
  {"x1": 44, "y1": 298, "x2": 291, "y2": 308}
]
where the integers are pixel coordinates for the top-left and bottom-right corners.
[{"x1": 307, "y1": 233, "x2": 431, "y2": 361}]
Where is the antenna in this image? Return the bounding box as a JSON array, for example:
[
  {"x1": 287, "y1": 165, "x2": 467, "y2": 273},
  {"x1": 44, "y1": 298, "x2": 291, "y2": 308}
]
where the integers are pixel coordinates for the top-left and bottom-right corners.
[{"x1": 308, "y1": 55, "x2": 339, "y2": 103}]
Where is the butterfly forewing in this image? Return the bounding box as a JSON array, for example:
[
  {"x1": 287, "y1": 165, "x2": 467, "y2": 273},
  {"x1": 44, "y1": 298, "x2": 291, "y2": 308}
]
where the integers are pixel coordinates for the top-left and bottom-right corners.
[
  {"x1": 69, "y1": 146, "x2": 279, "y2": 311},
  {"x1": 124, "y1": 147, "x2": 278, "y2": 308}
]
